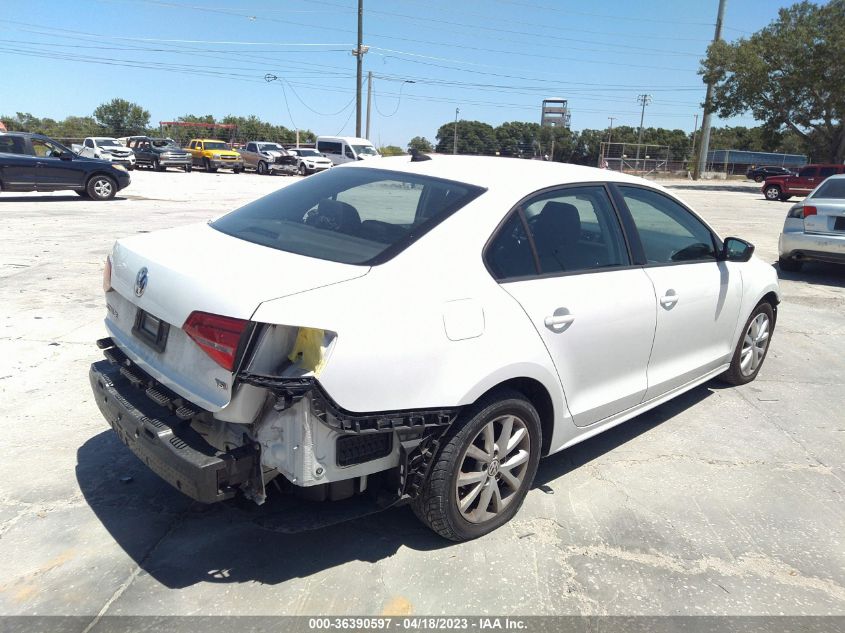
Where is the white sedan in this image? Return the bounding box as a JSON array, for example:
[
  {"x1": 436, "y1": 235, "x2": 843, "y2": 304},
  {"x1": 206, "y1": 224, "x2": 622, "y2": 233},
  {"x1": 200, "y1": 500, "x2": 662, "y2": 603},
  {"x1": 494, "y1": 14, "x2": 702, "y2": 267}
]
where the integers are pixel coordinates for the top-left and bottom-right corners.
[{"x1": 90, "y1": 156, "x2": 780, "y2": 541}]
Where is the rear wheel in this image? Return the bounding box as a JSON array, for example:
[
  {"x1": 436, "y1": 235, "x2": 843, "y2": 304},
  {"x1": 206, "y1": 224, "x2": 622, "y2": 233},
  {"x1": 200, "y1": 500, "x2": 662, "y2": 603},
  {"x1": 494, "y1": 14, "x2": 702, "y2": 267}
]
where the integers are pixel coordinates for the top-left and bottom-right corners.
[
  {"x1": 412, "y1": 390, "x2": 541, "y2": 541},
  {"x1": 764, "y1": 185, "x2": 782, "y2": 201},
  {"x1": 86, "y1": 175, "x2": 117, "y2": 201},
  {"x1": 721, "y1": 302, "x2": 774, "y2": 386},
  {"x1": 778, "y1": 256, "x2": 803, "y2": 272},
  {"x1": 754, "y1": 175, "x2": 764, "y2": 183}
]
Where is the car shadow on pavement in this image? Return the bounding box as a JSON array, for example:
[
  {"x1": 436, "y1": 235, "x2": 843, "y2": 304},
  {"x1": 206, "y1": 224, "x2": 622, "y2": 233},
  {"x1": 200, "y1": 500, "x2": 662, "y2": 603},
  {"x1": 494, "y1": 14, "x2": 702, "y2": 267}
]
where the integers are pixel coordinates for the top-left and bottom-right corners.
[
  {"x1": 534, "y1": 384, "x2": 712, "y2": 488},
  {"x1": 76, "y1": 431, "x2": 448, "y2": 589},
  {"x1": 0, "y1": 195, "x2": 127, "y2": 202},
  {"x1": 76, "y1": 385, "x2": 713, "y2": 589},
  {"x1": 775, "y1": 261, "x2": 845, "y2": 288}
]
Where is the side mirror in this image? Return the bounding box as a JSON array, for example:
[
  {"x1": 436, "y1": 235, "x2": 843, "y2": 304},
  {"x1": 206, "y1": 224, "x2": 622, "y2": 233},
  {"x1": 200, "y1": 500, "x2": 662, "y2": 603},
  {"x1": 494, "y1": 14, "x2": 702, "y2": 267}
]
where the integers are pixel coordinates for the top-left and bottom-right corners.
[
  {"x1": 721, "y1": 237, "x2": 755, "y2": 262},
  {"x1": 59, "y1": 151, "x2": 74, "y2": 160}
]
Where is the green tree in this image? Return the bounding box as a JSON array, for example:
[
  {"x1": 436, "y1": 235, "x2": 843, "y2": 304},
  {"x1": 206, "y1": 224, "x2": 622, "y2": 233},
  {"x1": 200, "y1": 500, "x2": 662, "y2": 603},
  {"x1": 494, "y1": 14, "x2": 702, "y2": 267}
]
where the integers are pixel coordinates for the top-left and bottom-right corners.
[
  {"x1": 701, "y1": 0, "x2": 845, "y2": 162},
  {"x1": 93, "y1": 98, "x2": 150, "y2": 136},
  {"x1": 435, "y1": 120, "x2": 497, "y2": 155},
  {"x1": 407, "y1": 136, "x2": 433, "y2": 153},
  {"x1": 379, "y1": 145, "x2": 405, "y2": 156}
]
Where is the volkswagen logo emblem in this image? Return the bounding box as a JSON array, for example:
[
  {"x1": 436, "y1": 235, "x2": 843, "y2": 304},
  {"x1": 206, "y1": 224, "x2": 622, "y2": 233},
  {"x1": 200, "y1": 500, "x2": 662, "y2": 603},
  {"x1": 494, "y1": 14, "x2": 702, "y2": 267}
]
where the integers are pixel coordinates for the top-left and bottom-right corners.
[{"x1": 134, "y1": 267, "x2": 149, "y2": 297}]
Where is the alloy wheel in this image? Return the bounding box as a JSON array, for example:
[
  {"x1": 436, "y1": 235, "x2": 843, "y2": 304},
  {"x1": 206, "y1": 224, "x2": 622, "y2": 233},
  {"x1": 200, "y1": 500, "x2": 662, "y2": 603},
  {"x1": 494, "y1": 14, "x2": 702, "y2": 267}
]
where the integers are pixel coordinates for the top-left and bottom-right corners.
[
  {"x1": 740, "y1": 312, "x2": 770, "y2": 376},
  {"x1": 455, "y1": 414, "x2": 530, "y2": 524},
  {"x1": 92, "y1": 178, "x2": 113, "y2": 199}
]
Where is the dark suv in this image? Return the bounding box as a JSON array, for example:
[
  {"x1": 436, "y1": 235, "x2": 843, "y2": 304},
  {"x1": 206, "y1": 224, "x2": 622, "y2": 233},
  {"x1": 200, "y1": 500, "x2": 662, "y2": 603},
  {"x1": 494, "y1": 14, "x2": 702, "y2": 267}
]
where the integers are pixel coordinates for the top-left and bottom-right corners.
[
  {"x1": 0, "y1": 132, "x2": 131, "y2": 200},
  {"x1": 746, "y1": 165, "x2": 793, "y2": 182},
  {"x1": 127, "y1": 136, "x2": 192, "y2": 172},
  {"x1": 762, "y1": 164, "x2": 845, "y2": 201}
]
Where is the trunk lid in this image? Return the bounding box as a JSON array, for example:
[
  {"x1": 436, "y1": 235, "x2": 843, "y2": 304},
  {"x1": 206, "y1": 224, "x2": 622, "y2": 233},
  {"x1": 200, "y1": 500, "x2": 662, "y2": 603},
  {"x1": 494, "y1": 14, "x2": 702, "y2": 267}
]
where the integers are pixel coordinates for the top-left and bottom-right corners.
[
  {"x1": 804, "y1": 200, "x2": 845, "y2": 235},
  {"x1": 106, "y1": 222, "x2": 369, "y2": 410}
]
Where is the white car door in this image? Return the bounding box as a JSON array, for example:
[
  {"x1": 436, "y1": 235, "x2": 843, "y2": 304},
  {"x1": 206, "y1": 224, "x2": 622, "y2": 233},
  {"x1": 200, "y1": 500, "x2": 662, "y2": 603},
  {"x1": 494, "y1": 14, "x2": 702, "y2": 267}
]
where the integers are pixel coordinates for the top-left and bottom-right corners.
[
  {"x1": 615, "y1": 185, "x2": 743, "y2": 400},
  {"x1": 486, "y1": 184, "x2": 657, "y2": 427}
]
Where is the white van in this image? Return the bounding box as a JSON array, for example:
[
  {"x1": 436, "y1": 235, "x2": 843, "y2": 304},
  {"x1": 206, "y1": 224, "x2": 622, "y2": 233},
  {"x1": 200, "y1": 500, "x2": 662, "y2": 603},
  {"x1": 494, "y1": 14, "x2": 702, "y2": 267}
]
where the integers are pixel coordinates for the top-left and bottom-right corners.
[{"x1": 316, "y1": 136, "x2": 380, "y2": 166}]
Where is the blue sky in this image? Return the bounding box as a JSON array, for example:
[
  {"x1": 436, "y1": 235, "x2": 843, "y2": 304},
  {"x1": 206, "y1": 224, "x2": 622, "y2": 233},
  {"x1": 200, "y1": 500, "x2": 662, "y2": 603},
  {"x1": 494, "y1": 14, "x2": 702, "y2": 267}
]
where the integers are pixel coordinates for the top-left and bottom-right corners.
[{"x1": 1, "y1": 0, "x2": 802, "y2": 147}]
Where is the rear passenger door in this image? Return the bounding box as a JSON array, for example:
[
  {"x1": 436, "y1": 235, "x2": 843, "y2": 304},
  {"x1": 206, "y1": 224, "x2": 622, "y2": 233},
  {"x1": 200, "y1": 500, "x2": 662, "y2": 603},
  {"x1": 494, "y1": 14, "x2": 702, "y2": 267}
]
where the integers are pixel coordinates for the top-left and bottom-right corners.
[
  {"x1": 615, "y1": 185, "x2": 743, "y2": 400},
  {"x1": 487, "y1": 184, "x2": 657, "y2": 427},
  {"x1": 0, "y1": 135, "x2": 37, "y2": 190}
]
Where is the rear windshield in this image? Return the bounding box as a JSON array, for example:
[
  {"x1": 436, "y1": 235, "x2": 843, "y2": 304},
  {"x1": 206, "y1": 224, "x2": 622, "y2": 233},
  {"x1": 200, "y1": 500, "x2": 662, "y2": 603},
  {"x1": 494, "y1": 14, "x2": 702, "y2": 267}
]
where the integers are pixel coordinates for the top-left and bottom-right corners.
[
  {"x1": 813, "y1": 178, "x2": 845, "y2": 199},
  {"x1": 211, "y1": 167, "x2": 485, "y2": 265}
]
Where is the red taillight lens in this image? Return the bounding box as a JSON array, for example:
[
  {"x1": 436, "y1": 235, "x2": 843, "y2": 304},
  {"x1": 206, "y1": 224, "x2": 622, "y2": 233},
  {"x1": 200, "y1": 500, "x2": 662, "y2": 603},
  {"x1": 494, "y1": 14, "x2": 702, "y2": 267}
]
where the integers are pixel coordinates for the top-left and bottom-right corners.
[
  {"x1": 103, "y1": 256, "x2": 112, "y2": 293},
  {"x1": 803, "y1": 205, "x2": 817, "y2": 217},
  {"x1": 183, "y1": 311, "x2": 249, "y2": 371}
]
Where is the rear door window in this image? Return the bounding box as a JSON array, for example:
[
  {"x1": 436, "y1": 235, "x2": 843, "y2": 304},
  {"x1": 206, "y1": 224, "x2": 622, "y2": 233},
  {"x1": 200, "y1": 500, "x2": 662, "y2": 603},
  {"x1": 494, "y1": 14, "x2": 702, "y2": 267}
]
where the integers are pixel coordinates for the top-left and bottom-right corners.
[{"x1": 0, "y1": 135, "x2": 28, "y2": 155}]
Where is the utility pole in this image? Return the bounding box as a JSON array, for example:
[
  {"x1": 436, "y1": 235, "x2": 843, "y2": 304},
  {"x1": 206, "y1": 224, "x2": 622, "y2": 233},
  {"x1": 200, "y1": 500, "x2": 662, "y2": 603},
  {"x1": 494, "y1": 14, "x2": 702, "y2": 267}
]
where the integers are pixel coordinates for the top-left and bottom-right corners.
[
  {"x1": 354, "y1": 0, "x2": 365, "y2": 137},
  {"x1": 635, "y1": 94, "x2": 652, "y2": 171},
  {"x1": 689, "y1": 113, "x2": 699, "y2": 175},
  {"x1": 694, "y1": 0, "x2": 727, "y2": 179},
  {"x1": 607, "y1": 116, "x2": 615, "y2": 143},
  {"x1": 365, "y1": 71, "x2": 373, "y2": 139},
  {"x1": 453, "y1": 107, "x2": 459, "y2": 154}
]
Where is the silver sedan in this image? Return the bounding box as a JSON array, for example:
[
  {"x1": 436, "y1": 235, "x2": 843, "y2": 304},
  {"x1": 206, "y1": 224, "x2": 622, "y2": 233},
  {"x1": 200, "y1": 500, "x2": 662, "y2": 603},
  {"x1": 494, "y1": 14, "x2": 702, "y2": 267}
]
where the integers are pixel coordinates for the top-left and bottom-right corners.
[{"x1": 779, "y1": 174, "x2": 845, "y2": 271}]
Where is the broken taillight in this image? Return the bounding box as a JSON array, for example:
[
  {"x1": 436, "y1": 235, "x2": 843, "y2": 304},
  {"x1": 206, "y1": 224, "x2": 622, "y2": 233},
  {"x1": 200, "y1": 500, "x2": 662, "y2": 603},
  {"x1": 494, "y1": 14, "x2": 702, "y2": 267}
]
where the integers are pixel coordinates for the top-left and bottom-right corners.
[{"x1": 183, "y1": 311, "x2": 249, "y2": 371}]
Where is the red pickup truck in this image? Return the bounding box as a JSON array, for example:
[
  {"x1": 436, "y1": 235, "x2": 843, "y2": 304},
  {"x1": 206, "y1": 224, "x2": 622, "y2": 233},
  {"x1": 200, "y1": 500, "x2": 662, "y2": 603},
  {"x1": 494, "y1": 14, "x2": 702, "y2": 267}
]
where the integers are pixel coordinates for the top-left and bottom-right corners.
[{"x1": 763, "y1": 164, "x2": 845, "y2": 201}]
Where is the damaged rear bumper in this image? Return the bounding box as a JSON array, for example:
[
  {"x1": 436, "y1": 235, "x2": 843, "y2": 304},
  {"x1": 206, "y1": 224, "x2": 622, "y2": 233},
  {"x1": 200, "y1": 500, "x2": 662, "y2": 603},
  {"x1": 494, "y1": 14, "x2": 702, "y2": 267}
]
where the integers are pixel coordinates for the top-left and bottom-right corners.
[{"x1": 89, "y1": 357, "x2": 261, "y2": 504}]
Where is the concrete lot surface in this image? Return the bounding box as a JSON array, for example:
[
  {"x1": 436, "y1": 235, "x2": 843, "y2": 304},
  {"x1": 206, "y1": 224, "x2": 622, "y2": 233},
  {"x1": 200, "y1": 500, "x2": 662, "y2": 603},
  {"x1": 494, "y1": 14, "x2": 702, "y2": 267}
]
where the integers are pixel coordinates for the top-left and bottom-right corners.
[{"x1": 1, "y1": 167, "x2": 843, "y2": 619}]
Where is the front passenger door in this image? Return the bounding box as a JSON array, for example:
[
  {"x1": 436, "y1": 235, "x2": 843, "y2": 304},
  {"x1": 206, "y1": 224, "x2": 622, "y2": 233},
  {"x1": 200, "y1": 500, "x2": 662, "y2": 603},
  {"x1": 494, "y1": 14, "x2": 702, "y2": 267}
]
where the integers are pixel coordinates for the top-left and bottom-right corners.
[
  {"x1": 616, "y1": 185, "x2": 743, "y2": 400},
  {"x1": 32, "y1": 138, "x2": 85, "y2": 189}
]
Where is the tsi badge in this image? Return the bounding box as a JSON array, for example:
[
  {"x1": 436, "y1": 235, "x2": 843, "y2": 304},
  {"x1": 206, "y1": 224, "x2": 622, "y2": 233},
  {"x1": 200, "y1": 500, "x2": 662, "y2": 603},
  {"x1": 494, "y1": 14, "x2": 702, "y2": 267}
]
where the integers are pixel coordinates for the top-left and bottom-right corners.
[{"x1": 134, "y1": 267, "x2": 149, "y2": 297}]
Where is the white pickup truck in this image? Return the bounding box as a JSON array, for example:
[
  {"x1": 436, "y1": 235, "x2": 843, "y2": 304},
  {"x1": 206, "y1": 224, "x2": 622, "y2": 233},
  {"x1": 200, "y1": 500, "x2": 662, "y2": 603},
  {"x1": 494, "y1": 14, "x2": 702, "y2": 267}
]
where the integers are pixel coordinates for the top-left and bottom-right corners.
[{"x1": 73, "y1": 137, "x2": 136, "y2": 170}]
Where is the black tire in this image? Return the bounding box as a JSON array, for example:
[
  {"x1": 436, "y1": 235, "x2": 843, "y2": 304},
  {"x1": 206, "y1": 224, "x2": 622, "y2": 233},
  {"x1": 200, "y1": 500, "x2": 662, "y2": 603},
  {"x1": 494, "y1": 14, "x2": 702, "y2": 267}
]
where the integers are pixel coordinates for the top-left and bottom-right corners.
[
  {"x1": 127, "y1": 164, "x2": 135, "y2": 171},
  {"x1": 204, "y1": 158, "x2": 217, "y2": 173},
  {"x1": 778, "y1": 256, "x2": 803, "y2": 272},
  {"x1": 298, "y1": 164, "x2": 307, "y2": 176},
  {"x1": 86, "y1": 174, "x2": 117, "y2": 201},
  {"x1": 412, "y1": 390, "x2": 542, "y2": 541},
  {"x1": 780, "y1": 194, "x2": 792, "y2": 201},
  {"x1": 754, "y1": 175, "x2": 764, "y2": 183},
  {"x1": 233, "y1": 168, "x2": 242, "y2": 174},
  {"x1": 153, "y1": 159, "x2": 164, "y2": 172},
  {"x1": 763, "y1": 185, "x2": 782, "y2": 201},
  {"x1": 721, "y1": 302, "x2": 775, "y2": 386},
  {"x1": 184, "y1": 165, "x2": 192, "y2": 173},
  {"x1": 257, "y1": 161, "x2": 268, "y2": 175}
]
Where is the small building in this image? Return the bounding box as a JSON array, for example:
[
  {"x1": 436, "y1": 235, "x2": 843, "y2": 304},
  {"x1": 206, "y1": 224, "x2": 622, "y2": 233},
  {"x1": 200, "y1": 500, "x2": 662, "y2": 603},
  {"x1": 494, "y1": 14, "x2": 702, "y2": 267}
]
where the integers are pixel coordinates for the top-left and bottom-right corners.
[{"x1": 706, "y1": 149, "x2": 807, "y2": 175}]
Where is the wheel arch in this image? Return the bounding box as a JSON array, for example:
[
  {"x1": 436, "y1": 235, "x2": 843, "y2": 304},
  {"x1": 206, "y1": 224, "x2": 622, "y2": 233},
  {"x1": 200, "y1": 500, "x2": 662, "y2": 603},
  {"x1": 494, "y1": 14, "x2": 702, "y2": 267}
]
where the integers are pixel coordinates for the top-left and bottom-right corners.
[{"x1": 468, "y1": 376, "x2": 557, "y2": 456}]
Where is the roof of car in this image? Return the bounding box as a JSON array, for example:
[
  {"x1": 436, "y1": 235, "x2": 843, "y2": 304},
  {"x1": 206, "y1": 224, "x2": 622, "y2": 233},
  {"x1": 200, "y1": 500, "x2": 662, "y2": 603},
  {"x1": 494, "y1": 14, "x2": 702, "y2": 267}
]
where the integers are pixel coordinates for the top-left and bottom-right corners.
[{"x1": 350, "y1": 154, "x2": 653, "y2": 192}]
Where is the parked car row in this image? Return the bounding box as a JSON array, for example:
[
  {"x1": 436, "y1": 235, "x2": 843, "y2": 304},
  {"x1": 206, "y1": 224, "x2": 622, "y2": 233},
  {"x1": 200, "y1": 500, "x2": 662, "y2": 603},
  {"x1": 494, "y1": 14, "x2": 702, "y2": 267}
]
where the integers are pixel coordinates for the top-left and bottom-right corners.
[{"x1": 0, "y1": 131, "x2": 383, "y2": 199}]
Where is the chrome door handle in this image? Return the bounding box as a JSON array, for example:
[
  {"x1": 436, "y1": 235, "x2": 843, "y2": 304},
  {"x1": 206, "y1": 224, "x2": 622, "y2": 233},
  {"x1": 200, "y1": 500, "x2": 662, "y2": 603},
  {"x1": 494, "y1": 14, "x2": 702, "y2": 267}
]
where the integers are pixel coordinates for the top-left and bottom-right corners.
[
  {"x1": 659, "y1": 293, "x2": 679, "y2": 308},
  {"x1": 544, "y1": 314, "x2": 576, "y2": 328}
]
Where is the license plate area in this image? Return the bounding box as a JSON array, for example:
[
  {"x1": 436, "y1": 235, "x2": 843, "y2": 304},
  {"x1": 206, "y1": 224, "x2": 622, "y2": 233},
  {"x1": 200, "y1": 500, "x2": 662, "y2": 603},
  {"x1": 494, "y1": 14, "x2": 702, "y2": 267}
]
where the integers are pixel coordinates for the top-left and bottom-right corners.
[
  {"x1": 834, "y1": 216, "x2": 845, "y2": 231},
  {"x1": 132, "y1": 309, "x2": 170, "y2": 352}
]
